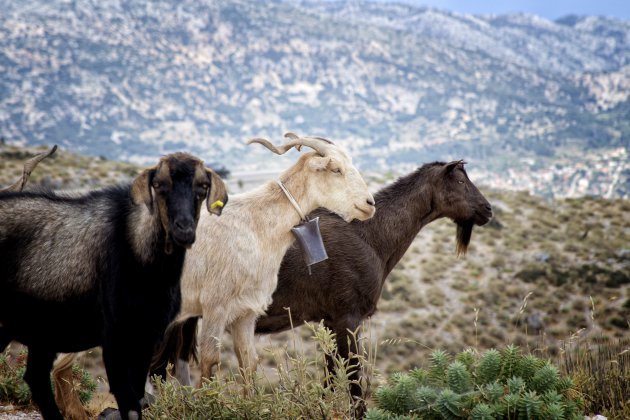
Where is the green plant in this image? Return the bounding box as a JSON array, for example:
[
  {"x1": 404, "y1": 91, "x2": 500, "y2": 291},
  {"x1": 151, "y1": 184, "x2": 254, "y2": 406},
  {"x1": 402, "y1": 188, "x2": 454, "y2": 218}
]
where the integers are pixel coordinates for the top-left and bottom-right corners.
[
  {"x1": 0, "y1": 350, "x2": 31, "y2": 405},
  {"x1": 144, "y1": 322, "x2": 362, "y2": 419},
  {"x1": 70, "y1": 364, "x2": 98, "y2": 404},
  {"x1": 370, "y1": 346, "x2": 584, "y2": 419},
  {"x1": 0, "y1": 349, "x2": 96, "y2": 407}
]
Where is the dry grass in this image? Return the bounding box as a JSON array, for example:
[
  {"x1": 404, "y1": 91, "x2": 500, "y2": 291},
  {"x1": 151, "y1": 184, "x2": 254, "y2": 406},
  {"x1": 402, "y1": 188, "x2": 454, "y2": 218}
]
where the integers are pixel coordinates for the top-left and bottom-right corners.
[{"x1": 561, "y1": 337, "x2": 630, "y2": 419}]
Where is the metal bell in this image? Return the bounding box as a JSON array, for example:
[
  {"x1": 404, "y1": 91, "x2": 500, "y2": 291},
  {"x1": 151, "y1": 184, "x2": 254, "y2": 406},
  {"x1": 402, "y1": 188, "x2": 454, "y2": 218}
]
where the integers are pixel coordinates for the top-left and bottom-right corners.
[{"x1": 291, "y1": 216, "x2": 328, "y2": 274}]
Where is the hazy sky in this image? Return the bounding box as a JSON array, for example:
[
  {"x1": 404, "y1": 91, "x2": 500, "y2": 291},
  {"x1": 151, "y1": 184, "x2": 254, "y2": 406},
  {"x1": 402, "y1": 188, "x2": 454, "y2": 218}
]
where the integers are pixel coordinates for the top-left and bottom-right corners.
[{"x1": 381, "y1": 0, "x2": 630, "y2": 20}]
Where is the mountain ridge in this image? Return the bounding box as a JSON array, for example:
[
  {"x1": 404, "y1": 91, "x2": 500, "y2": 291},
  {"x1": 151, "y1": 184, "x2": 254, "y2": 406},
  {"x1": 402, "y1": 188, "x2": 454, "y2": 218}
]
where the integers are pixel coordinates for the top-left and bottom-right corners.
[{"x1": 1, "y1": 0, "x2": 629, "y2": 197}]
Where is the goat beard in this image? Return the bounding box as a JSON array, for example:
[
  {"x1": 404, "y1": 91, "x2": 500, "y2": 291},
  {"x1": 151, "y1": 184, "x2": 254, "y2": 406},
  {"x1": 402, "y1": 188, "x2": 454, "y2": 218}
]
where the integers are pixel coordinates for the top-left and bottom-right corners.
[{"x1": 455, "y1": 221, "x2": 474, "y2": 257}]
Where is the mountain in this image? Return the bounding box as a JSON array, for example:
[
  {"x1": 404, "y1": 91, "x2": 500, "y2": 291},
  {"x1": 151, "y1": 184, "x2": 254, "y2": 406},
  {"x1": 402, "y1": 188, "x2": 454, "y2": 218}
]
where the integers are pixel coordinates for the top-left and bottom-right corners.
[{"x1": 1, "y1": 0, "x2": 629, "y2": 197}]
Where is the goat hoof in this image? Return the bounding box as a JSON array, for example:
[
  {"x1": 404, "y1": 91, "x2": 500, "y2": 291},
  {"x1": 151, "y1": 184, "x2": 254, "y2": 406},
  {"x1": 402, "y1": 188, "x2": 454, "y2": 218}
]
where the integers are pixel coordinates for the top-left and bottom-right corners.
[
  {"x1": 97, "y1": 407, "x2": 121, "y2": 420},
  {"x1": 127, "y1": 410, "x2": 140, "y2": 420},
  {"x1": 352, "y1": 399, "x2": 367, "y2": 419},
  {"x1": 140, "y1": 391, "x2": 156, "y2": 408}
]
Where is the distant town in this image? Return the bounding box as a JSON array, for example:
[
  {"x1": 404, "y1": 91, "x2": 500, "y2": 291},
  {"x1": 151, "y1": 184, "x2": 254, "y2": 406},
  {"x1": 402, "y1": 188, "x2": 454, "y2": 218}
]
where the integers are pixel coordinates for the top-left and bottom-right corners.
[{"x1": 471, "y1": 147, "x2": 629, "y2": 199}]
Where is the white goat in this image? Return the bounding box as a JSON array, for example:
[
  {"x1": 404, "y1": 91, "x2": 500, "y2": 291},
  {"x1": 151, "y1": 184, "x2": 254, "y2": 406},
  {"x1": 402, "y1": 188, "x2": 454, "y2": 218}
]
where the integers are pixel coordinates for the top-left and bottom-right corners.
[{"x1": 153, "y1": 132, "x2": 376, "y2": 384}]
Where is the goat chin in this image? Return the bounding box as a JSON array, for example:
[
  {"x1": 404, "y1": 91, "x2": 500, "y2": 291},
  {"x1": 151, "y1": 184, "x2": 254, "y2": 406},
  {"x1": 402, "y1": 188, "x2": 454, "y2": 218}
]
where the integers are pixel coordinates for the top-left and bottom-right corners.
[
  {"x1": 353, "y1": 205, "x2": 376, "y2": 220},
  {"x1": 339, "y1": 207, "x2": 372, "y2": 222}
]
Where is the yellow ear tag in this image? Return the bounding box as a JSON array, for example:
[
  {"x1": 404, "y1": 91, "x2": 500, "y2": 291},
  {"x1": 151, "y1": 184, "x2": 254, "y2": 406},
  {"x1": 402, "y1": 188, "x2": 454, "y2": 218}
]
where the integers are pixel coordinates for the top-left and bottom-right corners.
[{"x1": 210, "y1": 200, "x2": 224, "y2": 210}]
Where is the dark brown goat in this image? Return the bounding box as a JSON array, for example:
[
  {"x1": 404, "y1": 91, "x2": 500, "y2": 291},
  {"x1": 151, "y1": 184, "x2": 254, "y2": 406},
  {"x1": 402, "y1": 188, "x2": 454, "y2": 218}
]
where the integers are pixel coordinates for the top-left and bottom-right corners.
[
  {"x1": 155, "y1": 160, "x2": 491, "y2": 410},
  {"x1": 261, "y1": 160, "x2": 491, "y2": 398}
]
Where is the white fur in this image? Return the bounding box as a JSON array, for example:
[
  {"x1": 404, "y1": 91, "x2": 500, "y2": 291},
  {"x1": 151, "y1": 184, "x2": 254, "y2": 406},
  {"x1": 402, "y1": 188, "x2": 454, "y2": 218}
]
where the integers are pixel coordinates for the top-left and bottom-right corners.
[{"x1": 175, "y1": 146, "x2": 375, "y2": 382}]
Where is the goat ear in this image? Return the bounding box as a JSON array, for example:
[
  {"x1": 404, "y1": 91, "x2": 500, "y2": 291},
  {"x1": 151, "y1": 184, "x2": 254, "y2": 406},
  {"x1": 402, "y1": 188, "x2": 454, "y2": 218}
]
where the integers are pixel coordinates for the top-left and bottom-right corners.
[
  {"x1": 444, "y1": 160, "x2": 464, "y2": 173},
  {"x1": 307, "y1": 156, "x2": 332, "y2": 172},
  {"x1": 131, "y1": 167, "x2": 156, "y2": 211},
  {"x1": 206, "y1": 169, "x2": 228, "y2": 216}
]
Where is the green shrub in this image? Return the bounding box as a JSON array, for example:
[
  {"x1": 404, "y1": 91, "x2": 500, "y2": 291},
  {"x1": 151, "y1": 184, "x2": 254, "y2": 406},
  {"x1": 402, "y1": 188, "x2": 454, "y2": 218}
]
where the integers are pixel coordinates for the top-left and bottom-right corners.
[
  {"x1": 0, "y1": 348, "x2": 96, "y2": 407},
  {"x1": 0, "y1": 350, "x2": 31, "y2": 405},
  {"x1": 370, "y1": 346, "x2": 584, "y2": 419}
]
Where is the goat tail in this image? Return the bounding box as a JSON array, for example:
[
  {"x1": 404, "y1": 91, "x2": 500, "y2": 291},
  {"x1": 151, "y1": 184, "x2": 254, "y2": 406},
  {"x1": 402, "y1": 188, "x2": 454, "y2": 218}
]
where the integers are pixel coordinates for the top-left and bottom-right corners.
[
  {"x1": 53, "y1": 352, "x2": 77, "y2": 374},
  {"x1": 52, "y1": 352, "x2": 90, "y2": 420},
  {"x1": 150, "y1": 317, "x2": 199, "y2": 379}
]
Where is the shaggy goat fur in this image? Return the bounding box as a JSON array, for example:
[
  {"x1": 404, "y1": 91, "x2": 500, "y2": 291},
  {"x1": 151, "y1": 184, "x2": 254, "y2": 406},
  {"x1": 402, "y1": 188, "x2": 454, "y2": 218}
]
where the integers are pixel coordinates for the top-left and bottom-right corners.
[{"x1": 0, "y1": 153, "x2": 227, "y2": 420}]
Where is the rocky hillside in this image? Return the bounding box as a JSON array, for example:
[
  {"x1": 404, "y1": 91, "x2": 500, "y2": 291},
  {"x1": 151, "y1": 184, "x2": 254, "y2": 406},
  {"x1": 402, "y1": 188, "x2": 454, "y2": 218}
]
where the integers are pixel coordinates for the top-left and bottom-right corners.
[{"x1": 1, "y1": 0, "x2": 629, "y2": 197}]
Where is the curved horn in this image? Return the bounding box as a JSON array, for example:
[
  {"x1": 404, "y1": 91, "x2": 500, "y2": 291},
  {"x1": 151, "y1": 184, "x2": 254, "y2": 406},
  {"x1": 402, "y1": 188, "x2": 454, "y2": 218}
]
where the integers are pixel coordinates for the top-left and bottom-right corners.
[
  {"x1": 247, "y1": 137, "x2": 297, "y2": 155},
  {"x1": 247, "y1": 132, "x2": 335, "y2": 156}
]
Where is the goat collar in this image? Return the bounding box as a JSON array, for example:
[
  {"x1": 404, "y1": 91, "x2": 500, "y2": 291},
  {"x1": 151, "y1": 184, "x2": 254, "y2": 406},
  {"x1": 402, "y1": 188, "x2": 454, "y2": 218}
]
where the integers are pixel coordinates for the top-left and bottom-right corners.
[{"x1": 276, "y1": 180, "x2": 307, "y2": 222}]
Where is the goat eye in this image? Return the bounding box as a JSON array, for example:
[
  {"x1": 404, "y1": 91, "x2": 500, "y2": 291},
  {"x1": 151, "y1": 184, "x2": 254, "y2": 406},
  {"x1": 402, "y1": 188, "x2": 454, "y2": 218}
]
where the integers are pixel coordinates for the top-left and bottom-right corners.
[
  {"x1": 152, "y1": 181, "x2": 160, "y2": 189},
  {"x1": 458, "y1": 180, "x2": 465, "y2": 184},
  {"x1": 331, "y1": 168, "x2": 342, "y2": 174}
]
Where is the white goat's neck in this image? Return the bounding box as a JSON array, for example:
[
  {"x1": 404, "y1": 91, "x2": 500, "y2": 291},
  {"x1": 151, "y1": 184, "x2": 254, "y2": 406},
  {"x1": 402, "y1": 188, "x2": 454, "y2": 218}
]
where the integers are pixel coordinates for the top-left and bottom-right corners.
[
  {"x1": 277, "y1": 172, "x2": 318, "y2": 220},
  {"x1": 250, "y1": 177, "x2": 316, "y2": 244}
]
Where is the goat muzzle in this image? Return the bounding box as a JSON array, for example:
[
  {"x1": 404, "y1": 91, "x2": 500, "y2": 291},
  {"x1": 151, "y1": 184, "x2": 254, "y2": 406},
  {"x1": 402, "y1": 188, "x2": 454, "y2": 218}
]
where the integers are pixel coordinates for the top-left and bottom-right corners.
[{"x1": 171, "y1": 219, "x2": 197, "y2": 248}]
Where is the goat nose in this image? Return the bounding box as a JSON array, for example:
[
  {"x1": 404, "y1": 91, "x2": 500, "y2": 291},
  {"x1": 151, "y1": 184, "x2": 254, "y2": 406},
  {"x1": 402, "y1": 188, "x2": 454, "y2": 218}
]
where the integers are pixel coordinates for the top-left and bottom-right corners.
[
  {"x1": 367, "y1": 198, "x2": 375, "y2": 206},
  {"x1": 175, "y1": 218, "x2": 193, "y2": 231}
]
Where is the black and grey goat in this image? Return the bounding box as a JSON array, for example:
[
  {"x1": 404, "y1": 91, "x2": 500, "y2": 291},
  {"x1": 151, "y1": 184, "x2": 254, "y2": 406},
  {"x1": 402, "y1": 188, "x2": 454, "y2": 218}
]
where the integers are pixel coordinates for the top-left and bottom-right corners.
[{"x1": 0, "y1": 152, "x2": 227, "y2": 420}]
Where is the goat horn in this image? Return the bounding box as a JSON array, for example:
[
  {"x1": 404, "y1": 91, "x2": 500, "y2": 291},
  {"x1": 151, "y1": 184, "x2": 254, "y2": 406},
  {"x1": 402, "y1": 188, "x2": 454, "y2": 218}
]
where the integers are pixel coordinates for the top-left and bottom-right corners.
[
  {"x1": 1, "y1": 145, "x2": 58, "y2": 192},
  {"x1": 246, "y1": 132, "x2": 335, "y2": 157},
  {"x1": 247, "y1": 137, "x2": 298, "y2": 155}
]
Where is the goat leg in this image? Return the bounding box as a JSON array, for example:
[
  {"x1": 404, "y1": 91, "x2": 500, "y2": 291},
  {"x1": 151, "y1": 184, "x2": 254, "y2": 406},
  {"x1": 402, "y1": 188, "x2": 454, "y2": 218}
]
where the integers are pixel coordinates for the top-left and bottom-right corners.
[
  {"x1": 149, "y1": 317, "x2": 198, "y2": 385},
  {"x1": 174, "y1": 316, "x2": 199, "y2": 386},
  {"x1": 197, "y1": 312, "x2": 228, "y2": 382},
  {"x1": 231, "y1": 310, "x2": 259, "y2": 393},
  {"x1": 23, "y1": 346, "x2": 64, "y2": 420},
  {"x1": 102, "y1": 339, "x2": 142, "y2": 420},
  {"x1": 127, "y1": 338, "x2": 157, "y2": 407},
  {"x1": 327, "y1": 322, "x2": 366, "y2": 418}
]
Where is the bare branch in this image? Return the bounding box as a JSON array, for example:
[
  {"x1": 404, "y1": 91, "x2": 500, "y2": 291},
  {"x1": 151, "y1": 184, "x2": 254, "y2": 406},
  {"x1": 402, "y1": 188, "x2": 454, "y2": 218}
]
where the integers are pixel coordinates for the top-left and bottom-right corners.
[{"x1": 1, "y1": 145, "x2": 58, "y2": 192}]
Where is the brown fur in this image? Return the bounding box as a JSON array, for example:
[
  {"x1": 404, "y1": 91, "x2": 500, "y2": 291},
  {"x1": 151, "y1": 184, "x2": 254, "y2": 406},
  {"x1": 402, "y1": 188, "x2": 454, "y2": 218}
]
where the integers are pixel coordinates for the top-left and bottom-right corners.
[
  {"x1": 256, "y1": 161, "x2": 492, "y2": 405},
  {"x1": 130, "y1": 166, "x2": 157, "y2": 211}
]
